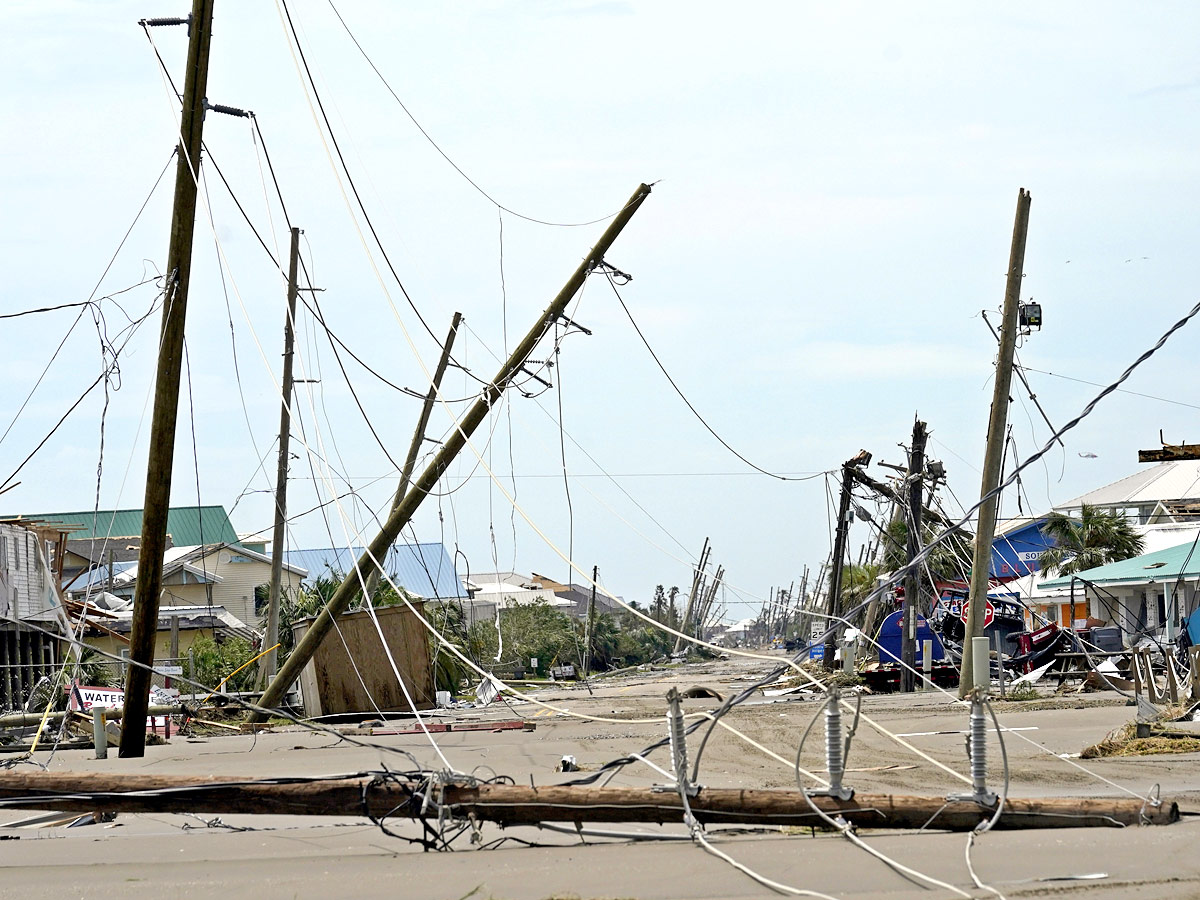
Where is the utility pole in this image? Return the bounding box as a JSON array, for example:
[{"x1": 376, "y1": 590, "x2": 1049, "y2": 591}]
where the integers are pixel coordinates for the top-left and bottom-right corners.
[
  {"x1": 698, "y1": 565, "x2": 724, "y2": 639},
  {"x1": 122, "y1": 0, "x2": 215, "y2": 758},
  {"x1": 583, "y1": 565, "x2": 598, "y2": 678},
  {"x1": 900, "y1": 417, "x2": 927, "y2": 692},
  {"x1": 362, "y1": 312, "x2": 462, "y2": 604},
  {"x1": 674, "y1": 538, "x2": 710, "y2": 654},
  {"x1": 959, "y1": 188, "x2": 1032, "y2": 697},
  {"x1": 251, "y1": 183, "x2": 653, "y2": 721},
  {"x1": 259, "y1": 227, "x2": 302, "y2": 685},
  {"x1": 823, "y1": 451, "x2": 870, "y2": 668}
]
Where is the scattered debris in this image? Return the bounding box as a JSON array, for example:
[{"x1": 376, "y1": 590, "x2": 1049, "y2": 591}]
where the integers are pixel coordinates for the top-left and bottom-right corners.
[
  {"x1": 680, "y1": 686, "x2": 723, "y2": 700},
  {"x1": 1083, "y1": 705, "x2": 1200, "y2": 757},
  {"x1": 341, "y1": 720, "x2": 535, "y2": 736}
]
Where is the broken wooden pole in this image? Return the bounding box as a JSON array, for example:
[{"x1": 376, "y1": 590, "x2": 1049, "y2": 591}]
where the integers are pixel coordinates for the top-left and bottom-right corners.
[
  {"x1": 0, "y1": 705, "x2": 184, "y2": 730},
  {"x1": 0, "y1": 772, "x2": 1176, "y2": 830}
]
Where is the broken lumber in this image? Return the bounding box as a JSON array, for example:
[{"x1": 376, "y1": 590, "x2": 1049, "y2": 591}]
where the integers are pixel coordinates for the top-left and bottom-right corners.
[{"x1": 0, "y1": 772, "x2": 1176, "y2": 830}]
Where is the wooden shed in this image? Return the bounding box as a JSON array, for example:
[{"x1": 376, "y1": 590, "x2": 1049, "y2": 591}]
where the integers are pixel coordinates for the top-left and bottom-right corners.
[{"x1": 291, "y1": 604, "x2": 434, "y2": 716}]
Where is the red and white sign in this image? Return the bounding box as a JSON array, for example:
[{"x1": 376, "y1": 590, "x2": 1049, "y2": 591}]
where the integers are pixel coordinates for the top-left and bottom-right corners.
[
  {"x1": 959, "y1": 599, "x2": 996, "y2": 628},
  {"x1": 69, "y1": 683, "x2": 179, "y2": 730}
]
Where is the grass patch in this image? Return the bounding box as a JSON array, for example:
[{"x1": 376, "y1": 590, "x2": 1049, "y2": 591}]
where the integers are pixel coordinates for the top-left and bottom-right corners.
[{"x1": 999, "y1": 681, "x2": 1040, "y2": 702}]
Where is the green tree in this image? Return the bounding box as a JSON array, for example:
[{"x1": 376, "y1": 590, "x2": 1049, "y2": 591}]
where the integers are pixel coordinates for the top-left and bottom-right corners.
[
  {"x1": 1037, "y1": 504, "x2": 1146, "y2": 577},
  {"x1": 841, "y1": 562, "x2": 883, "y2": 606},
  {"x1": 466, "y1": 600, "x2": 578, "y2": 675},
  {"x1": 882, "y1": 518, "x2": 972, "y2": 584}
]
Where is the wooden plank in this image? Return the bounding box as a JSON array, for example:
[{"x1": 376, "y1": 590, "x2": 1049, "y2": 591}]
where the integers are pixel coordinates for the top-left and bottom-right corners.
[{"x1": 1139, "y1": 444, "x2": 1200, "y2": 463}]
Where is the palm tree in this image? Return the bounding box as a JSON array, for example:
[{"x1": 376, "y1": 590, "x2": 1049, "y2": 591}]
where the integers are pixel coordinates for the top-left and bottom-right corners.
[{"x1": 1037, "y1": 504, "x2": 1146, "y2": 577}]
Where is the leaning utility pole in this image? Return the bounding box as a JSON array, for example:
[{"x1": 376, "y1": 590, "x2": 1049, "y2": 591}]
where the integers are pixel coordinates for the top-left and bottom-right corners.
[
  {"x1": 823, "y1": 451, "x2": 870, "y2": 668},
  {"x1": 900, "y1": 417, "x2": 927, "y2": 692},
  {"x1": 251, "y1": 183, "x2": 653, "y2": 721},
  {"x1": 122, "y1": 0, "x2": 215, "y2": 758},
  {"x1": 362, "y1": 312, "x2": 462, "y2": 604},
  {"x1": 260, "y1": 227, "x2": 302, "y2": 685},
  {"x1": 583, "y1": 565, "x2": 598, "y2": 678},
  {"x1": 959, "y1": 188, "x2": 1032, "y2": 697},
  {"x1": 675, "y1": 538, "x2": 710, "y2": 653}
]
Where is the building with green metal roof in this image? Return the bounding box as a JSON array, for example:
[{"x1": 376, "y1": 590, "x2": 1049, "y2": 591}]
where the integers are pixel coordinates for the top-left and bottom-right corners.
[
  {"x1": 4, "y1": 506, "x2": 238, "y2": 546},
  {"x1": 1039, "y1": 538, "x2": 1200, "y2": 644},
  {"x1": 2, "y1": 506, "x2": 239, "y2": 585}
]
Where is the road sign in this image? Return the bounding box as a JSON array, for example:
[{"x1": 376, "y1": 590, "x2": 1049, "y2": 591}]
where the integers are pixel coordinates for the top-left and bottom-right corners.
[{"x1": 959, "y1": 599, "x2": 995, "y2": 628}]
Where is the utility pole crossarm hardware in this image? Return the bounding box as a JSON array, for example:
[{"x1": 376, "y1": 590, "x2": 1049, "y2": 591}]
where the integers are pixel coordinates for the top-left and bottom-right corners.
[
  {"x1": 1139, "y1": 442, "x2": 1200, "y2": 463},
  {"x1": 251, "y1": 183, "x2": 653, "y2": 721},
  {"x1": 959, "y1": 188, "x2": 1032, "y2": 697}
]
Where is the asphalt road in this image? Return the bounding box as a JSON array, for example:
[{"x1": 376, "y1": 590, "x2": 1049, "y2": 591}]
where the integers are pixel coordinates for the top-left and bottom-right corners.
[{"x1": 2, "y1": 655, "x2": 1196, "y2": 899}]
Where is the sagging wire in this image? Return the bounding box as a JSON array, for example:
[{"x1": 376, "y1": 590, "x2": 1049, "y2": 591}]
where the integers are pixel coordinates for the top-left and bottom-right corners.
[
  {"x1": 603, "y1": 267, "x2": 823, "y2": 483},
  {"x1": 323, "y1": 0, "x2": 645, "y2": 229},
  {"x1": 0, "y1": 281, "x2": 167, "y2": 493}
]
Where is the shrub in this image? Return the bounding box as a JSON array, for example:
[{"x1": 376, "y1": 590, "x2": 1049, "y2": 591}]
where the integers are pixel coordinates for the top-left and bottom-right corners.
[{"x1": 186, "y1": 634, "x2": 258, "y2": 693}]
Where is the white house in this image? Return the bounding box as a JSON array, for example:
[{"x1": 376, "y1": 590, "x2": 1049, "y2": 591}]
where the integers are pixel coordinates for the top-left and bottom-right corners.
[{"x1": 463, "y1": 572, "x2": 575, "y2": 627}]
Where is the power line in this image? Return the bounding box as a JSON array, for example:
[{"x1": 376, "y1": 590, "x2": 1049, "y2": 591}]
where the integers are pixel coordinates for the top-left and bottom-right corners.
[
  {"x1": 603, "y1": 270, "x2": 824, "y2": 483},
  {"x1": 278, "y1": 0, "x2": 458, "y2": 354},
  {"x1": 1017, "y1": 363, "x2": 1200, "y2": 412},
  {"x1": 284, "y1": 470, "x2": 830, "y2": 480},
  {"x1": 323, "y1": 0, "x2": 644, "y2": 229},
  {"x1": 0, "y1": 289, "x2": 164, "y2": 492}
]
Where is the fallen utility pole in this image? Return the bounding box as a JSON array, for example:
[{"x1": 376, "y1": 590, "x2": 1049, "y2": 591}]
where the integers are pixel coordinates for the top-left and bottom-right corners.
[
  {"x1": 0, "y1": 771, "x2": 1176, "y2": 830},
  {"x1": 900, "y1": 417, "x2": 927, "y2": 692},
  {"x1": 0, "y1": 705, "x2": 184, "y2": 730},
  {"x1": 123, "y1": 0, "x2": 216, "y2": 758},
  {"x1": 363, "y1": 312, "x2": 462, "y2": 605},
  {"x1": 260, "y1": 226, "x2": 302, "y2": 685},
  {"x1": 960, "y1": 188, "x2": 1031, "y2": 697},
  {"x1": 252, "y1": 183, "x2": 653, "y2": 721}
]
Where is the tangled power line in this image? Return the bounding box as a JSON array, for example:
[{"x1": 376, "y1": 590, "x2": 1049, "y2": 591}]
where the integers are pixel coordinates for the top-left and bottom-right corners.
[{"x1": 7, "y1": 6, "x2": 1196, "y2": 899}]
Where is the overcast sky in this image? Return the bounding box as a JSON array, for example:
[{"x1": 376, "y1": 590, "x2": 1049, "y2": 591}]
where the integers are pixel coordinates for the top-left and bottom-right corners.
[{"x1": 3, "y1": 1, "x2": 1200, "y2": 620}]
